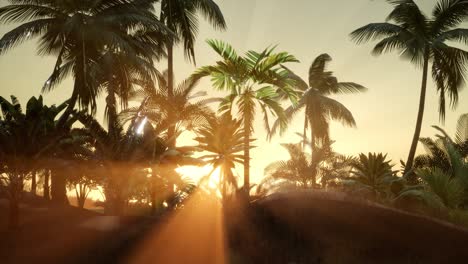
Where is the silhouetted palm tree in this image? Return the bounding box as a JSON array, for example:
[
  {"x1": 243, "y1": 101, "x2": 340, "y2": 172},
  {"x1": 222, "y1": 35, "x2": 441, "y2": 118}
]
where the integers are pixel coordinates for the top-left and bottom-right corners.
[
  {"x1": 415, "y1": 113, "x2": 468, "y2": 175},
  {"x1": 273, "y1": 54, "x2": 366, "y2": 155},
  {"x1": 78, "y1": 110, "x2": 200, "y2": 214},
  {"x1": 0, "y1": 0, "x2": 169, "y2": 122},
  {"x1": 397, "y1": 139, "x2": 468, "y2": 211},
  {"x1": 194, "y1": 113, "x2": 249, "y2": 198},
  {"x1": 264, "y1": 143, "x2": 323, "y2": 189},
  {"x1": 77, "y1": 111, "x2": 165, "y2": 214},
  {"x1": 122, "y1": 70, "x2": 214, "y2": 146},
  {"x1": 159, "y1": 0, "x2": 226, "y2": 146},
  {"x1": 343, "y1": 153, "x2": 396, "y2": 200},
  {"x1": 192, "y1": 39, "x2": 299, "y2": 194},
  {"x1": 0, "y1": 95, "x2": 76, "y2": 227},
  {"x1": 350, "y1": 0, "x2": 468, "y2": 174}
]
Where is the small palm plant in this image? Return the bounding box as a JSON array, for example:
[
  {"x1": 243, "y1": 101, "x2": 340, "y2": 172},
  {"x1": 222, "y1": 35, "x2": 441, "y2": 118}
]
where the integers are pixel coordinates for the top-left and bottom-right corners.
[
  {"x1": 397, "y1": 138, "x2": 468, "y2": 212},
  {"x1": 343, "y1": 153, "x2": 397, "y2": 200},
  {"x1": 263, "y1": 142, "x2": 334, "y2": 189},
  {"x1": 415, "y1": 113, "x2": 468, "y2": 175},
  {"x1": 194, "y1": 113, "x2": 250, "y2": 198}
]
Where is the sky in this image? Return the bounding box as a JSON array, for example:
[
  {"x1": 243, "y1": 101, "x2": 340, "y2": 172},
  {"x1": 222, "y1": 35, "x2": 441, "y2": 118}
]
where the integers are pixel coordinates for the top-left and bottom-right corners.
[{"x1": 0, "y1": 0, "x2": 467, "y2": 184}]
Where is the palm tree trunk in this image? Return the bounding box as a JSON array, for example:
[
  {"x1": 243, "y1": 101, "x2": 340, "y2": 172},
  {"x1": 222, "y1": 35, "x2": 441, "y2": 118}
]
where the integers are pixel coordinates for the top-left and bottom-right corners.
[
  {"x1": 243, "y1": 118, "x2": 250, "y2": 197},
  {"x1": 56, "y1": 89, "x2": 78, "y2": 129},
  {"x1": 310, "y1": 124, "x2": 316, "y2": 188},
  {"x1": 31, "y1": 170, "x2": 36, "y2": 195},
  {"x1": 221, "y1": 165, "x2": 227, "y2": 200},
  {"x1": 43, "y1": 170, "x2": 50, "y2": 200},
  {"x1": 107, "y1": 88, "x2": 117, "y2": 134},
  {"x1": 404, "y1": 48, "x2": 430, "y2": 178},
  {"x1": 167, "y1": 43, "x2": 177, "y2": 148},
  {"x1": 51, "y1": 168, "x2": 69, "y2": 205},
  {"x1": 303, "y1": 109, "x2": 308, "y2": 150},
  {"x1": 75, "y1": 184, "x2": 88, "y2": 209}
]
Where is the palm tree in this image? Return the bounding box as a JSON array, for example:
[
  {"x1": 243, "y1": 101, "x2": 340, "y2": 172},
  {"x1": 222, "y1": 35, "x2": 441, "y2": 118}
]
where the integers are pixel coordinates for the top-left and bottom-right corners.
[
  {"x1": 194, "y1": 113, "x2": 249, "y2": 198},
  {"x1": 78, "y1": 110, "x2": 200, "y2": 214},
  {"x1": 415, "y1": 113, "x2": 468, "y2": 174},
  {"x1": 159, "y1": 0, "x2": 226, "y2": 146},
  {"x1": 350, "y1": 0, "x2": 468, "y2": 174},
  {"x1": 0, "y1": 95, "x2": 77, "y2": 227},
  {"x1": 273, "y1": 54, "x2": 366, "y2": 154},
  {"x1": 264, "y1": 143, "x2": 324, "y2": 189},
  {"x1": 122, "y1": 70, "x2": 214, "y2": 146},
  {"x1": 343, "y1": 153, "x2": 397, "y2": 200},
  {"x1": 192, "y1": 39, "x2": 299, "y2": 194},
  {"x1": 77, "y1": 111, "x2": 165, "y2": 214},
  {"x1": 397, "y1": 138, "x2": 468, "y2": 212},
  {"x1": 0, "y1": 0, "x2": 169, "y2": 122}
]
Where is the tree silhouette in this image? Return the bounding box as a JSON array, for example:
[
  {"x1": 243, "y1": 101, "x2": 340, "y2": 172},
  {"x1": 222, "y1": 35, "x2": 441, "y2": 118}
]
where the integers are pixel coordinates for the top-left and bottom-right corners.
[
  {"x1": 351, "y1": 0, "x2": 468, "y2": 174},
  {"x1": 193, "y1": 39, "x2": 298, "y2": 196}
]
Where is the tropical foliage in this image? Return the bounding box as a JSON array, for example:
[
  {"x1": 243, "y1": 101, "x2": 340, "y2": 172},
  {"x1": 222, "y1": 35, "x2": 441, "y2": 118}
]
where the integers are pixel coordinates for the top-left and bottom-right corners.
[
  {"x1": 2, "y1": 0, "x2": 468, "y2": 236},
  {"x1": 192, "y1": 39, "x2": 299, "y2": 194},
  {"x1": 415, "y1": 113, "x2": 468, "y2": 174},
  {"x1": 194, "y1": 113, "x2": 249, "y2": 198},
  {"x1": 351, "y1": 0, "x2": 468, "y2": 174},
  {"x1": 159, "y1": 0, "x2": 226, "y2": 146},
  {"x1": 342, "y1": 153, "x2": 398, "y2": 200},
  {"x1": 397, "y1": 138, "x2": 468, "y2": 214},
  {"x1": 273, "y1": 54, "x2": 366, "y2": 153},
  {"x1": 0, "y1": 0, "x2": 170, "y2": 118}
]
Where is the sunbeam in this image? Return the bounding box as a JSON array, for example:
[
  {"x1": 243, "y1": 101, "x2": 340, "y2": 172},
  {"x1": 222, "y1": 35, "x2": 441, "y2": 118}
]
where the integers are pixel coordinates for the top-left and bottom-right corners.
[{"x1": 126, "y1": 190, "x2": 227, "y2": 264}]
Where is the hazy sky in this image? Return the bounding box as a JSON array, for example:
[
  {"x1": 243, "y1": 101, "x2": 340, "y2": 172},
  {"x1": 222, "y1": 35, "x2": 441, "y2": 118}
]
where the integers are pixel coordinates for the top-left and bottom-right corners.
[{"x1": 1, "y1": 0, "x2": 467, "y2": 183}]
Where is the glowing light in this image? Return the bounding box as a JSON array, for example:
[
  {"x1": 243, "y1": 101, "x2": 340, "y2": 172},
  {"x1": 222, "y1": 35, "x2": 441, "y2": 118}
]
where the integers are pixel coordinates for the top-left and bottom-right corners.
[
  {"x1": 136, "y1": 116, "x2": 148, "y2": 134},
  {"x1": 176, "y1": 165, "x2": 215, "y2": 183},
  {"x1": 127, "y1": 191, "x2": 227, "y2": 263},
  {"x1": 162, "y1": 202, "x2": 168, "y2": 208}
]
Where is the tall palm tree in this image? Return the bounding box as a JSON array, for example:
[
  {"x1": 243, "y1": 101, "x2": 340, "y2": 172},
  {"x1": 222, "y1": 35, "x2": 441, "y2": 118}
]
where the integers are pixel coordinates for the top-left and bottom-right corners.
[
  {"x1": 0, "y1": 0, "x2": 170, "y2": 123},
  {"x1": 194, "y1": 113, "x2": 249, "y2": 198},
  {"x1": 273, "y1": 54, "x2": 366, "y2": 155},
  {"x1": 159, "y1": 0, "x2": 226, "y2": 146},
  {"x1": 192, "y1": 39, "x2": 299, "y2": 194},
  {"x1": 350, "y1": 0, "x2": 468, "y2": 174}
]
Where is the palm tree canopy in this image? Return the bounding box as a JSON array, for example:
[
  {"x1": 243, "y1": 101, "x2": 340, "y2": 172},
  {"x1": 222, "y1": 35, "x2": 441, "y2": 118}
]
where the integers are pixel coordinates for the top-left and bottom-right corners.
[
  {"x1": 0, "y1": 0, "x2": 171, "y2": 112},
  {"x1": 121, "y1": 69, "x2": 214, "y2": 139},
  {"x1": 160, "y1": 0, "x2": 226, "y2": 63},
  {"x1": 264, "y1": 143, "x2": 315, "y2": 188},
  {"x1": 415, "y1": 113, "x2": 468, "y2": 174},
  {"x1": 272, "y1": 54, "x2": 366, "y2": 142},
  {"x1": 193, "y1": 39, "x2": 299, "y2": 136},
  {"x1": 0, "y1": 95, "x2": 77, "y2": 171},
  {"x1": 194, "y1": 113, "x2": 250, "y2": 168},
  {"x1": 263, "y1": 141, "x2": 338, "y2": 189},
  {"x1": 350, "y1": 0, "x2": 468, "y2": 120}
]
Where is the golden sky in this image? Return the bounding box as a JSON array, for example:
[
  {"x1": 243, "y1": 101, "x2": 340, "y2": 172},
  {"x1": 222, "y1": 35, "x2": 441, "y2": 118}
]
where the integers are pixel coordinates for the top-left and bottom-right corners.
[{"x1": 0, "y1": 0, "x2": 467, "y2": 183}]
